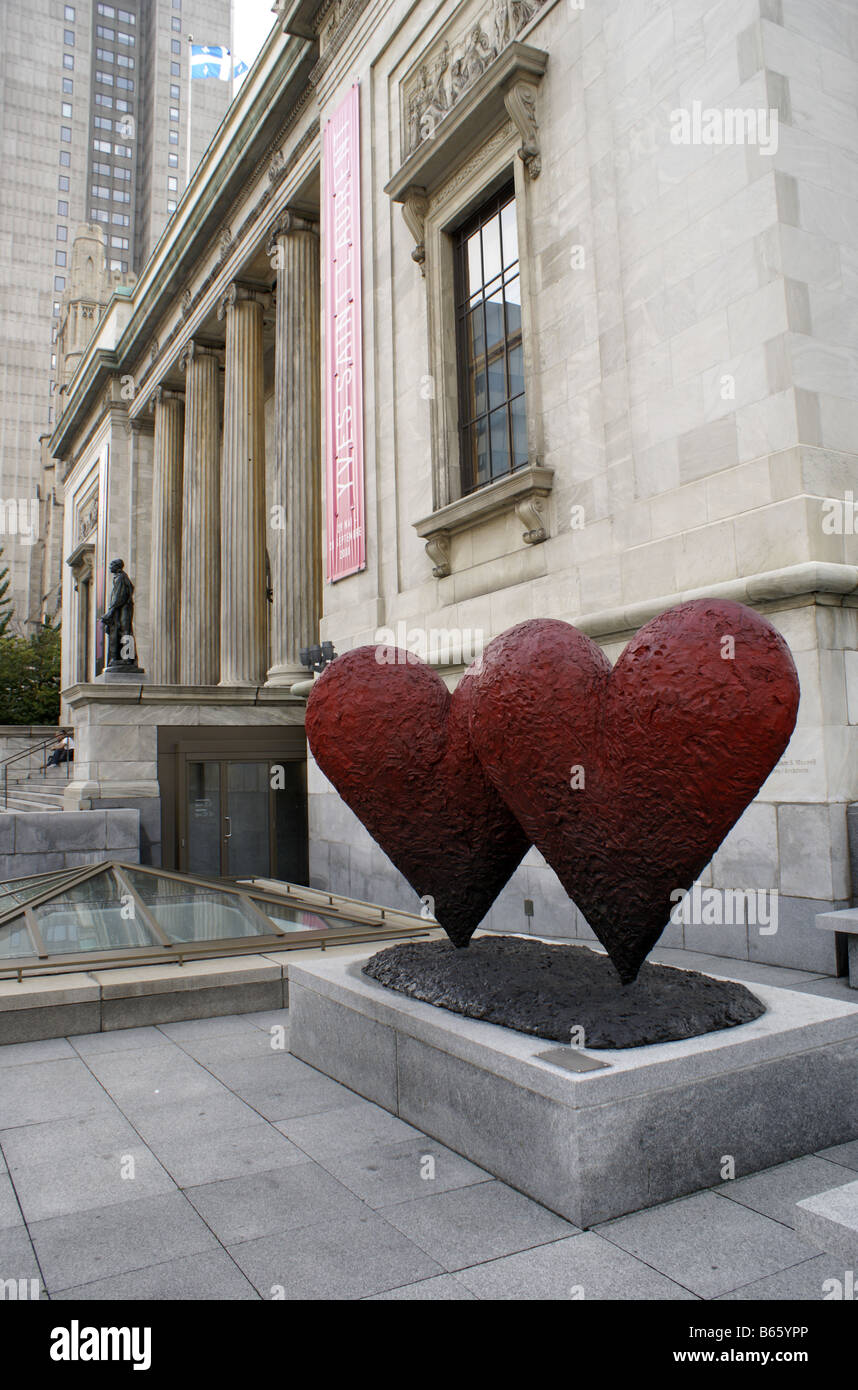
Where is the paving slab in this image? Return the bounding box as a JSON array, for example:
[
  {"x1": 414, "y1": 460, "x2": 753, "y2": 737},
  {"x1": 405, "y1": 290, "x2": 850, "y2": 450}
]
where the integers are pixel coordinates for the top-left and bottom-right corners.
[
  {"x1": 82, "y1": 1047, "x2": 231, "y2": 1108},
  {"x1": 274, "y1": 1099, "x2": 425, "y2": 1159},
  {"x1": 816, "y1": 1139, "x2": 858, "y2": 1172},
  {"x1": 377, "y1": 1179, "x2": 577, "y2": 1271},
  {"x1": 173, "y1": 1032, "x2": 288, "y2": 1066},
  {"x1": 0, "y1": 1037, "x2": 77, "y2": 1067},
  {"x1": 126, "y1": 1093, "x2": 261, "y2": 1145},
  {"x1": 0, "y1": 1110, "x2": 142, "y2": 1173},
  {"x1": 0, "y1": 1058, "x2": 117, "y2": 1130},
  {"x1": 364, "y1": 1274, "x2": 478, "y2": 1300},
  {"x1": 10, "y1": 1145, "x2": 177, "y2": 1224},
  {"x1": 596, "y1": 1191, "x2": 817, "y2": 1299},
  {"x1": 71, "y1": 1027, "x2": 174, "y2": 1056},
  {"x1": 56, "y1": 1250, "x2": 261, "y2": 1301},
  {"x1": 454, "y1": 1231, "x2": 700, "y2": 1301},
  {"x1": 782, "y1": 977, "x2": 858, "y2": 1003},
  {"x1": 225, "y1": 1072, "x2": 355, "y2": 1124},
  {"x1": 183, "y1": 1161, "x2": 368, "y2": 1245},
  {"x1": 309, "y1": 1134, "x2": 492, "y2": 1209},
  {"x1": 716, "y1": 1254, "x2": 857, "y2": 1300},
  {"x1": 199, "y1": 1051, "x2": 331, "y2": 1092},
  {"x1": 795, "y1": 1178, "x2": 858, "y2": 1264},
  {"x1": 226, "y1": 1209, "x2": 444, "y2": 1300},
  {"x1": 29, "y1": 1190, "x2": 222, "y2": 1293},
  {"x1": 0, "y1": 1172, "x2": 23, "y2": 1230},
  {"x1": 243, "y1": 1008, "x2": 291, "y2": 1032},
  {"x1": 0, "y1": 1224, "x2": 44, "y2": 1296},
  {"x1": 147, "y1": 1121, "x2": 307, "y2": 1188},
  {"x1": 714, "y1": 1155, "x2": 855, "y2": 1227},
  {"x1": 156, "y1": 1015, "x2": 265, "y2": 1041}
]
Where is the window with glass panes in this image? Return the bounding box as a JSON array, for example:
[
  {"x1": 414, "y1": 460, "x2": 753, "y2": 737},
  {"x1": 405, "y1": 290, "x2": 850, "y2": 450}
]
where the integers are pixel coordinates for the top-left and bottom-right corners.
[{"x1": 454, "y1": 184, "x2": 526, "y2": 493}]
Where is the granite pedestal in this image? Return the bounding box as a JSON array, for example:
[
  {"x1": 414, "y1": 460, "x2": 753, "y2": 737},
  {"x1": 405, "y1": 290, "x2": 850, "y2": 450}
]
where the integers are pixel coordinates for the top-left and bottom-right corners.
[{"x1": 288, "y1": 949, "x2": 858, "y2": 1227}]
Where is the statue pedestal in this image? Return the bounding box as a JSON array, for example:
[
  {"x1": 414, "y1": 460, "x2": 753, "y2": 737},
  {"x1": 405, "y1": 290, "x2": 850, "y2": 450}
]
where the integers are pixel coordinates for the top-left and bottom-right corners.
[
  {"x1": 97, "y1": 667, "x2": 147, "y2": 685},
  {"x1": 288, "y1": 945, "x2": 858, "y2": 1227}
]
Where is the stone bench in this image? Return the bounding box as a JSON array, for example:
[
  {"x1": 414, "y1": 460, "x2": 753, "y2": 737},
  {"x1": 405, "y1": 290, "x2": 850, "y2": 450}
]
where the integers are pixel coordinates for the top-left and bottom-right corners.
[
  {"x1": 795, "y1": 1178, "x2": 858, "y2": 1264},
  {"x1": 815, "y1": 909, "x2": 858, "y2": 987}
]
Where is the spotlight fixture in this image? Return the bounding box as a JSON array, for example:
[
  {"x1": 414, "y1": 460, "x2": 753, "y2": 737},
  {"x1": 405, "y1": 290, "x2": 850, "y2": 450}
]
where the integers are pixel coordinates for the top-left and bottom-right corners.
[{"x1": 299, "y1": 641, "x2": 337, "y2": 673}]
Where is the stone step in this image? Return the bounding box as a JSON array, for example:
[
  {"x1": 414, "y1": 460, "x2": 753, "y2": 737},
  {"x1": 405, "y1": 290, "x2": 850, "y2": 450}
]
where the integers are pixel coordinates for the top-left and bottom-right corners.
[
  {"x1": 795, "y1": 1178, "x2": 858, "y2": 1263},
  {"x1": 3, "y1": 793, "x2": 66, "y2": 812},
  {"x1": 6, "y1": 771, "x2": 72, "y2": 785}
]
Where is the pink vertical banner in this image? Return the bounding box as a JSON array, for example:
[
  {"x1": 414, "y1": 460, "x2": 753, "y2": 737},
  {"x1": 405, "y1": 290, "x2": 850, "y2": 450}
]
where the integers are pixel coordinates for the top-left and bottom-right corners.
[
  {"x1": 323, "y1": 83, "x2": 366, "y2": 582},
  {"x1": 94, "y1": 445, "x2": 109, "y2": 674}
]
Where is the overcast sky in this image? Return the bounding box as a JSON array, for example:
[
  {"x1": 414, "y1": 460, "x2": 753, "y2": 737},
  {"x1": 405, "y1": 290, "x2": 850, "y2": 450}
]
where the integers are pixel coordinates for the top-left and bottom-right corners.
[{"x1": 233, "y1": 0, "x2": 278, "y2": 88}]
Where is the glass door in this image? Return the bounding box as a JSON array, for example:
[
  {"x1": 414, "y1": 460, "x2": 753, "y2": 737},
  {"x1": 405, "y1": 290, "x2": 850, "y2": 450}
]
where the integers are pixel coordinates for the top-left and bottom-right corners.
[
  {"x1": 186, "y1": 761, "x2": 222, "y2": 877},
  {"x1": 182, "y1": 757, "x2": 301, "y2": 881},
  {"x1": 224, "y1": 761, "x2": 272, "y2": 879}
]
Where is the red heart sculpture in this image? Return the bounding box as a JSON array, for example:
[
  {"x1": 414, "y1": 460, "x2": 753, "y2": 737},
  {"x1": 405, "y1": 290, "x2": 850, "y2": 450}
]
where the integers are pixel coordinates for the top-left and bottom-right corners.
[
  {"x1": 467, "y1": 600, "x2": 799, "y2": 984},
  {"x1": 305, "y1": 647, "x2": 530, "y2": 946}
]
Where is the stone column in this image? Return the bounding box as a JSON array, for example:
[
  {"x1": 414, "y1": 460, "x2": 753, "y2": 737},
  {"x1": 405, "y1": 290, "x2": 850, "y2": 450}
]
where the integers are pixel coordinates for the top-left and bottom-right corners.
[
  {"x1": 266, "y1": 213, "x2": 321, "y2": 686},
  {"x1": 217, "y1": 283, "x2": 268, "y2": 686},
  {"x1": 149, "y1": 386, "x2": 184, "y2": 683},
  {"x1": 179, "y1": 341, "x2": 221, "y2": 685}
]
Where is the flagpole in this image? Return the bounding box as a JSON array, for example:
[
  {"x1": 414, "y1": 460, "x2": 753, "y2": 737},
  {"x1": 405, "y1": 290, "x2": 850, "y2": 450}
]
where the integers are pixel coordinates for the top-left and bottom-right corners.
[{"x1": 186, "y1": 33, "x2": 193, "y2": 191}]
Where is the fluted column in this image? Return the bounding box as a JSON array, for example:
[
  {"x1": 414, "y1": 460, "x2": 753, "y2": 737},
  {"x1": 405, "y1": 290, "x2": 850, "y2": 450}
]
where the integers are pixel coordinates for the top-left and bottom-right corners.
[
  {"x1": 179, "y1": 341, "x2": 221, "y2": 685},
  {"x1": 217, "y1": 283, "x2": 268, "y2": 686},
  {"x1": 266, "y1": 212, "x2": 321, "y2": 686},
  {"x1": 149, "y1": 386, "x2": 184, "y2": 683}
]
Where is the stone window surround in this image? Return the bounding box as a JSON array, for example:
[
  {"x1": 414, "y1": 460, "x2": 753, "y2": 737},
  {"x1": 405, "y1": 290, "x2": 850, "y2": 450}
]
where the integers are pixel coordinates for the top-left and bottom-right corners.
[
  {"x1": 66, "y1": 538, "x2": 95, "y2": 686},
  {"x1": 385, "y1": 42, "x2": 551, "y2": 578}
]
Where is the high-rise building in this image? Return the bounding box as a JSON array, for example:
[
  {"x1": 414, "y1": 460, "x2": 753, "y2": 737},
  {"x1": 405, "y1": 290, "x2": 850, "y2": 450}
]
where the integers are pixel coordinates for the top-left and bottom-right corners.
[{"x1": 0, "y1": 0, "x2": 233, "y2": 626}]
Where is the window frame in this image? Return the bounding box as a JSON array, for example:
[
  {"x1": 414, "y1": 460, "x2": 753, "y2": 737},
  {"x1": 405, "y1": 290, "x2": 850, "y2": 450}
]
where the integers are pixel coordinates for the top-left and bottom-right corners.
[
  {"x1": 422, "y1": 143, "x2": 540, "y2": 514},
  {"x1": 452, "y1": 181, "x2": 528, "y2": 495}
]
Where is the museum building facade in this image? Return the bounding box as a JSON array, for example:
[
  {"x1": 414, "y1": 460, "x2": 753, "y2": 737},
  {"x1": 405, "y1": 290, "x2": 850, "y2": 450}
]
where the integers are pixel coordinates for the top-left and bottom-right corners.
[{"x1": 49, "y1": 0, "x2": 858, "y2": 974}]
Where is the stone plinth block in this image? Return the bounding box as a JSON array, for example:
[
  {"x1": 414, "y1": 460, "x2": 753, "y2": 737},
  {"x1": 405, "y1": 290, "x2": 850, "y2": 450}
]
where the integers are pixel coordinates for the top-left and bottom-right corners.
[
  {"x1": 795, "y1": 1179, "x2": 858, "y2": 1264},
  {"x1": 815, "y1": 906, "x2": 858, "y2": 986},
  {"x1": 288, "y1": 950, "x2": 858, "y2": 1228}
]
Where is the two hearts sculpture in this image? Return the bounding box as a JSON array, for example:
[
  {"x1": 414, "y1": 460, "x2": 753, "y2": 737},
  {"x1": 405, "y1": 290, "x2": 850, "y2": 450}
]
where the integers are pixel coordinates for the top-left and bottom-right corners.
[{"x1": 305, "y1": 600, "x2": 799, "y2": 984}]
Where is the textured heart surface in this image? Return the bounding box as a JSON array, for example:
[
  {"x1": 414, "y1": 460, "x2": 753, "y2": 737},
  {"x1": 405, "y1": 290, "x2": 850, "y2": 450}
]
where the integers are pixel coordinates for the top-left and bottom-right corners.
[
  {"x1": 468, "y1": 600, "x2": 800, "y2": 983},
  {"x1": 305, "y1": 647, "x2": 530, "y2": 946}
]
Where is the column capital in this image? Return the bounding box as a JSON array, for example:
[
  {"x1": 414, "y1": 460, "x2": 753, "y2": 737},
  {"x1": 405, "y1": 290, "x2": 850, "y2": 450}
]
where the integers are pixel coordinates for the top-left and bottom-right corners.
[
  {"x1": 266, "y1": 211, "x2": 319, "y2": 259},
  {"x1": 149, "y1": 385, "x2": 184, "y2": 412},
  {"x1": 217, "y1": 281, "x2": 271, "y2": 321},
  {"x1": 178, "y1": 339, "x2": 223, "y2": 372}
]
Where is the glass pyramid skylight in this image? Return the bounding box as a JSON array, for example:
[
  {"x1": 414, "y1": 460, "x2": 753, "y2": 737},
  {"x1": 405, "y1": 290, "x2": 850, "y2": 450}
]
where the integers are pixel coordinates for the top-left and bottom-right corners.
[{"x1": 0, "y1": 861, "x2": 428, "y2": 974}]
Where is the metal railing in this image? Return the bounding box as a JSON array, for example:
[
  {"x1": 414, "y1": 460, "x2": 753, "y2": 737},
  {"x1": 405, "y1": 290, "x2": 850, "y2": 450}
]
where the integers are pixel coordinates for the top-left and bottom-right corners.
[{"x1": 1, "y1": 730, "x2": 73, "y2": 810}]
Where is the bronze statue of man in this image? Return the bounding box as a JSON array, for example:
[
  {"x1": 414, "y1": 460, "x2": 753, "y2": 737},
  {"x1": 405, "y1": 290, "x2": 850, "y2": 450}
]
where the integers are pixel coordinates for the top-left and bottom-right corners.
[{"x1": 100, "y1": 558, "x2": 138, "y2": 669}]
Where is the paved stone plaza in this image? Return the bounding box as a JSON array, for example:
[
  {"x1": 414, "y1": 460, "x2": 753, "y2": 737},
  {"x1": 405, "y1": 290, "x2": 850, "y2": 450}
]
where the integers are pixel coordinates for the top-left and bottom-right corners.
[{"x1": 0, "y1": 950, "x2": 857, "y2": 1301}]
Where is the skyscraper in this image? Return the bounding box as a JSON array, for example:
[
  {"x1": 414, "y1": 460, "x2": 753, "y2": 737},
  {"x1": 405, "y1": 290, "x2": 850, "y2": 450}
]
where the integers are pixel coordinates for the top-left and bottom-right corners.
[{"x1": 0, "y1": 0, "x2": 233, "y2": 625}]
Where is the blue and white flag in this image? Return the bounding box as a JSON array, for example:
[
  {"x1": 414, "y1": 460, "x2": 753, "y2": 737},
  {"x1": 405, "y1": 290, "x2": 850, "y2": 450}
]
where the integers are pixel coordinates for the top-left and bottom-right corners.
[
  {"x1": 234, "y1": 59, "x2": 249, "y2": 77},
  {"x1": 190, "y1": 45, "x2": 232, "y2": 80}
]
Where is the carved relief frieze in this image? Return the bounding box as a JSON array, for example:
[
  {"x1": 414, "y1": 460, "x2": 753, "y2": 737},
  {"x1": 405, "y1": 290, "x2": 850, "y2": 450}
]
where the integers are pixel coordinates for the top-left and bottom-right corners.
[
  {"x1": 76, "y1": 491, "x2": 98, "y2": 544},
  {"x1": 402, "y1": 0, "x2": 547, "y2": 158}
]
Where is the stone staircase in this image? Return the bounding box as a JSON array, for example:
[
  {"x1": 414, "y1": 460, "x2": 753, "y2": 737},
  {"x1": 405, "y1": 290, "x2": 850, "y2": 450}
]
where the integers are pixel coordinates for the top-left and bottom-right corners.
[{"x1": 3, "y1": 769, "x2": 70, "y2": 812}]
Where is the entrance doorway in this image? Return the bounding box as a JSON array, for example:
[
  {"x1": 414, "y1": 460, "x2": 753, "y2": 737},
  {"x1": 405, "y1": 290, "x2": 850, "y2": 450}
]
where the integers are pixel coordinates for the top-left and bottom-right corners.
[
  {"x1": 158, "y1": 727, "x2": 308, "y2": 883},
  {"x1": 181, "y1": 758, "x2": 306, "y2": 881}
]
